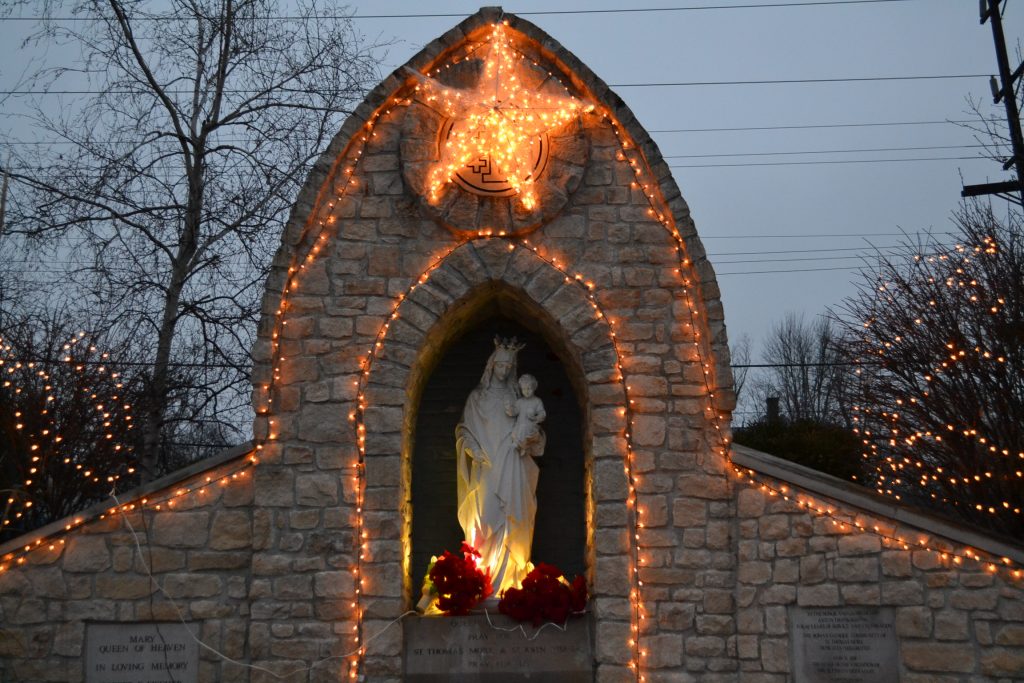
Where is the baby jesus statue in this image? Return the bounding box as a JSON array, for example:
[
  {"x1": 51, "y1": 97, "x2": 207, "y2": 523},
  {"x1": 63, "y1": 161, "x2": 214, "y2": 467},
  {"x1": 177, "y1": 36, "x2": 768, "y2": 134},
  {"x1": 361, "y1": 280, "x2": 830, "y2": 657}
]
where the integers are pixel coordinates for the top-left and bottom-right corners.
[{"x1": 507, "y1": 374, "x2": 546, "y2": 459}]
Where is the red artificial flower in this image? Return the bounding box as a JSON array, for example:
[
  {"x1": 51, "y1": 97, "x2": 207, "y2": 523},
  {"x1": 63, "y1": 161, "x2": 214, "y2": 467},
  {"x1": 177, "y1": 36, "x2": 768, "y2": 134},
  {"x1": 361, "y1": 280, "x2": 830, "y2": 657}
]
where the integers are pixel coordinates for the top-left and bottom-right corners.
[
  {"x1": 427, "y1": 543, "x2": 493, "y2": 616},
  {"x1": 498, "y1": 563, "x2": 588, "y2": 626}
]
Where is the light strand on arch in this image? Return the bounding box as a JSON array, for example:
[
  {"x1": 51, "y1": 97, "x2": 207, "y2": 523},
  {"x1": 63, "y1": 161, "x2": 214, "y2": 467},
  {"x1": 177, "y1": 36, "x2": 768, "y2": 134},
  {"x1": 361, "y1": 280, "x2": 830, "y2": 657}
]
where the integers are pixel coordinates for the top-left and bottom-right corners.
[
  {"x1": 256, "y1": 94, "x2": 415, "y2": 682},
  {"x1": 347, "y1": 233, "x2": 650, "y2": 678},
  {"x1": 594, "y1": 94, "x2": 1024, "y2": 593},
  {"x1": 593, "y1": 110, "x2": 734, "y2": 682},
  {"x1": 732, "y1": 466, "x2": 1024, "y2": 582}
]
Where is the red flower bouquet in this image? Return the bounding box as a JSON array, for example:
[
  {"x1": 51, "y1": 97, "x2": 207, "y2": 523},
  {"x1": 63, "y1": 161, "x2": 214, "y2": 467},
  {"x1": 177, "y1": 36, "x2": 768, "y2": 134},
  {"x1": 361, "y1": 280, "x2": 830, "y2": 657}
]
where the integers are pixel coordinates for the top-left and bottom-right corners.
[
  {"x1": 498, "y1": 563, "x2": 588, "y2": 626},
  {"x1": 424, "y1": 542, "x2": 493, "y2": 616}
]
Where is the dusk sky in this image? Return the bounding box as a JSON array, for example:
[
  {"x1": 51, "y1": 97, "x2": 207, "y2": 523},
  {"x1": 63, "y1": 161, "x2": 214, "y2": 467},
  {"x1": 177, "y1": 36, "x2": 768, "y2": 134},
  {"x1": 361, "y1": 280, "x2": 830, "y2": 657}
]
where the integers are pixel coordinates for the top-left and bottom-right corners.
[{"x1": 2, "y1": 0, "x2": 1022, "y2": 419}]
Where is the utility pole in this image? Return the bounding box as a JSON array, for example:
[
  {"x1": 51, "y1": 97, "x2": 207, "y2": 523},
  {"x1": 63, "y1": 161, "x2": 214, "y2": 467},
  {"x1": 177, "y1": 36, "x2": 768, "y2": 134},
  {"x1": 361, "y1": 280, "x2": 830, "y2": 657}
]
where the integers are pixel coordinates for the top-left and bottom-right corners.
[{"x1": 962, "y1": 0, "x2": 1024, "y2": 205}]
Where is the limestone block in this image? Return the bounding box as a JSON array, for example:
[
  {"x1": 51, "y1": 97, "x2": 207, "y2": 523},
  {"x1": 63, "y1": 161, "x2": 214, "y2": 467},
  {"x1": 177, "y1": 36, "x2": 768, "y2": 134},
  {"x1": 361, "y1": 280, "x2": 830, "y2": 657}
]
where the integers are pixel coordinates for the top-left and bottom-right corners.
[
  {"x1": 696, "y1": 614, "x2": 733, "y2": 636},
  {"x1": 594, "y1": 556, "x2": 631, "y2": 596},
  {"x1": 737, "y1": 561, "x2": 771, "y2": 585},
  {"x1": 673, "y1": 499, "x2": 707, "y2": 527},
  {"x1": 934, "y1": 610, "x2": 968, "y2": 640},
  {"x1": 95, "y1": 575, "x2": 154, "y2": 600},
  {"x1": 52, "y1": 621, "x2": 84, "y2": 657},
  {"x1": 949, "y1": 588, "x2": 999, "y2": 611},
  {"x1": 209, "y1": 511, "x2": 252, "y2": 550},
  {"x1": 881, "y1": 551, "x2": 913, "y2": 577},
  {"x1": 902, "y1": 642, "x2": 975, "y2": 673},
  {"x1": 685, "y1": 635, "x2": 725, "y2": 657},
  {"x1": 634, "y1": 417, "x2": 667, "y2": 448},
  {"x1": 774, "y1": 540, "x2": 806, "y2": 557},
  {"x1": 253, "y1": 468, "x2": 295, "y2": 508},
  {"x1": 796, "y1": 584, "x2": 839, "y2": 607},
  {"x1": 677, "y1": 474, "x2": 729, "y2": 500},
  {"x1": 657, "y1": 602, "x2": 695, "y2": 630},
  {"x1": 834, "y1": 557, "x2": 878, "y2": 583},
  {"x1": 882, "y1": 581, "x2": 925, "y2": 606},
  {"x1": 160, "y1": 573, "x2": 223, "y2": 599},
  {"x1": 896, "y1": 606, "x2": 933, "y2": 637},
  {"x1": 799, "y1": 554, "x2": 827, "y2": 584},
  {"x1": 959, "y1": 572, "x2": 994, "y2": 588},
  {"x1": 760, "y1": 585, "x2": 796, "y2": 605},
  {"x1": 837, "y1": 534, "x2": 881, "y2": 556},
  {"x1": 773, "y1": 559, "x2": 798, "y2": 584},
  {"x1": 736, "y1": 634, "x2": 759, "y2": 660},
  {"x1": 62, "y1": 535, "x2": 111, "y2": 572},
  {"x1": 760, "y1": 637, "x2": 789, "y2": 673},
  {"x1": 764, "y1": 605, "x2": 788, "y2": 635},
  {"x1": 295, "y1": 473, "x2": 340, "y2": 507},
  {"x1": 995, "y1": 623, "x2": 1024, "y2": 645},
  {"x1": 639, "y1": 632, "x2": 682, "y2": 669},
  {"x1": 188, "y1": 551, "x2": 249, "y2": 571},
  {"x1": 28, "y1": 567, "x2": 69, "y2": 599},
  {"x1": 152, "y1": 511, "x2": 210, "y2": 548},
  {"x1": 757, "y1": 515, "x2": 789, "y2": 541},
  {"x1": 981, "y1": 648, "x2": 1024, "y2": 677},
  {"x1": 841, "y1": 584, "x2": 880, "y2": 605},
  {"x1": 297, "y1": 403, "x2": 348, "y2": 442},
  {"x1": 65, "y1": 600, "x2": 116, "y2": 621},
  {"x1": 736, "y1": 489, "x2": 765, "y2": 518}
]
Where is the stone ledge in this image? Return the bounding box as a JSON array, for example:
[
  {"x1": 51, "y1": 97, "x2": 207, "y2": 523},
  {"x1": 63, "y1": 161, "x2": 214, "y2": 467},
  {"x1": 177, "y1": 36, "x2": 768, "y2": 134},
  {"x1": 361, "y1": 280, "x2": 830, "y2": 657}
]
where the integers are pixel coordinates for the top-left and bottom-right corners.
[
  {"x1": 731, "y1": 444, "x2": 1024, "y2": 564},
  {"x1": 0, "y1": 441, "x2": 255, "y2": 557}
]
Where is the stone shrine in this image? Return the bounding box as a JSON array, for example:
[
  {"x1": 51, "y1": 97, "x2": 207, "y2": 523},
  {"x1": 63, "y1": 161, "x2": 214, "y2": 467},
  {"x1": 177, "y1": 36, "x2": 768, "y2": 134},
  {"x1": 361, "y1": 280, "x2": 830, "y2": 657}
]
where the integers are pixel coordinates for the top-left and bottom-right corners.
[{"x1": 1, "y1": 7, "x2": 1023, "y2": 683}]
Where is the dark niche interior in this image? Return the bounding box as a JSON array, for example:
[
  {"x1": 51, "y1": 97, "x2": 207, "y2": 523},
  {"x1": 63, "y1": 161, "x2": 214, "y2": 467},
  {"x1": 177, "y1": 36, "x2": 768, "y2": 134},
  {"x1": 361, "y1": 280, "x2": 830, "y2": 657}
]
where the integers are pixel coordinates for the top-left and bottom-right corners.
[{"x1": 410, "y1": 313, "x2": 586, "y2": 591}]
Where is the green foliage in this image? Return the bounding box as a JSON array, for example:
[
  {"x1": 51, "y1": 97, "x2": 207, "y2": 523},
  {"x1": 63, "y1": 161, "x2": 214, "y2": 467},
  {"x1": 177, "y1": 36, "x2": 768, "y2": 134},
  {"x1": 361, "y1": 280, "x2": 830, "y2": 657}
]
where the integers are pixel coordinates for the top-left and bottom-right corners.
[{"x1": 733, "y1": 418, "x2": 864, "y2": 481}]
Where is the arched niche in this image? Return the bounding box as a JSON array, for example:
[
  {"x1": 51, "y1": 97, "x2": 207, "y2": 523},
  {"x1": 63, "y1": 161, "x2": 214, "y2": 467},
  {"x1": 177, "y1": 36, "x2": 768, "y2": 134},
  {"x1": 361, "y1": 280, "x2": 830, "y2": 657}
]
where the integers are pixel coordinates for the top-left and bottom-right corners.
[{"x1": 403, "y1": 282, "x2": 591, "y2": 599}]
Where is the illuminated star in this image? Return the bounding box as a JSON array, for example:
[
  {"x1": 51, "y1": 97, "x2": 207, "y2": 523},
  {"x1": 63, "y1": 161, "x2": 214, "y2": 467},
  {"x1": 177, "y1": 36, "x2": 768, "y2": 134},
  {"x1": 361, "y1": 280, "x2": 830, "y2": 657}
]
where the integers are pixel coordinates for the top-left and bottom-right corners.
[{"x1": 410, "y1": 23, "x2": 592, "y2": 210}]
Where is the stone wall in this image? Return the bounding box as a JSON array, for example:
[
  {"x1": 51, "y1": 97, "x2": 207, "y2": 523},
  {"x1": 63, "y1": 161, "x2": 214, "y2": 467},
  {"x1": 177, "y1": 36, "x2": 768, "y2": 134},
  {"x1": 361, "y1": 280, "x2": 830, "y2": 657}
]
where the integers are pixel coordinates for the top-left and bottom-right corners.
[
  {"x1": 0, "y1": 8, "x2": 1021, "y2": 683},
  {"x1": 731, "y1": 446, "x2": 1024, "y2": 682},
  {"x1": 0, "y1": 449, "x2": 254, "y2": 682}
]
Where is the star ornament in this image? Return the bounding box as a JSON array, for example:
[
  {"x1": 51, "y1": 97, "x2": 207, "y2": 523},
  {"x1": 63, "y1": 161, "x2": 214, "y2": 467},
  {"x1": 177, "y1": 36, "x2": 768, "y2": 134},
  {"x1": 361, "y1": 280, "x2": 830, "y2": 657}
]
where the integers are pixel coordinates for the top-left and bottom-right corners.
[{"x1": 410, "y1": 23, "x2": 593, "y2": 211}]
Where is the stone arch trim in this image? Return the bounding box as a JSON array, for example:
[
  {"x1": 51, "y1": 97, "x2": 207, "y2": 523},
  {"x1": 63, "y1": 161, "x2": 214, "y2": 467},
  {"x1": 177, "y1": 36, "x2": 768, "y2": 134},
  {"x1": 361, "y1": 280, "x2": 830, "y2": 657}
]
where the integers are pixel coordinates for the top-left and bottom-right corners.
[{"x1": 356, "y1": 237, "x2": 638, "y2": 673}]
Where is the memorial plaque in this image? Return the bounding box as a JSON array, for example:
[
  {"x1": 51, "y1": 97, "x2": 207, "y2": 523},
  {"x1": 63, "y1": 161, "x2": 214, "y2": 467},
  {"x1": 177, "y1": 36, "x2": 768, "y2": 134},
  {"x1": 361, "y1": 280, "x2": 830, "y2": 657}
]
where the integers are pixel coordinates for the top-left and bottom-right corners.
[
  {"x1": 790, "y1": 607, "x2": 899, "y2": 683},
  {"x1": 404, "y1": 613, "x2": 593, "y2": 682},
  {"x1": 85, "y1": 622, "x2": 199, "y2": 683}
]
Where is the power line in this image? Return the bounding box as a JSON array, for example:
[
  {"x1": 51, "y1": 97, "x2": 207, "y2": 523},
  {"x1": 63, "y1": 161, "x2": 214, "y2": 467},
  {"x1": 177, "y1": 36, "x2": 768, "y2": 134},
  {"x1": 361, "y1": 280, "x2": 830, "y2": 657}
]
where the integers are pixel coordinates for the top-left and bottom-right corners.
[
  {"x1": 0, "y1": 73, "x2": 991, "y2": 97},
  {"x1": 709, "y1": 243, "x2": 934, "y2": 255},
  {"x1": 650, "y1": 119, "x2": 983, "y2": 133},
  {"x1": 702, "y1": 231, "x2": 948, "y2": 239},
  {"x1": 609, "y1": 74, "x2": 989, "y2": 88},
  {"x1": 664, "y1": 144, "x2": 988, "y2": 159},
  {"x1": 715, "y1": 251, "x2": 920, "y2": 264},
  {"x1": 670, "y1": 155, "x2": 982, "y2": 168},
  {"x1": 0, "y1": 119, "x2": 989, "y2": 145},
  {"x1": 0, "y1": 1, "x2": 926, "y2": 22},
  {"x1": 716, "y1": 264, "x2": 873, "y2": 275}
]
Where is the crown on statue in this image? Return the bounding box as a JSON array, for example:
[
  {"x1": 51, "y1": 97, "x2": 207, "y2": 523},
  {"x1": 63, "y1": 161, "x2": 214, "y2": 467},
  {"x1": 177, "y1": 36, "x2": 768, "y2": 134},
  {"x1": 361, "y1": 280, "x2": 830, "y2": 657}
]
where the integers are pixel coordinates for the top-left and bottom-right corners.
[{"x1": 493, "y1": 335, "x2": 525, "y2": 359}]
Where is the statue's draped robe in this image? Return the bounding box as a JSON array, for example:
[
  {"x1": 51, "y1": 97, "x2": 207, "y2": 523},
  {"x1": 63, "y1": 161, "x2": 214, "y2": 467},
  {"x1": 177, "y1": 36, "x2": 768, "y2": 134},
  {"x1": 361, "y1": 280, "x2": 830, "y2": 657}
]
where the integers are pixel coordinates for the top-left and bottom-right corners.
[{"x1": 456, "y1": 381, "x2": 539, "y2": 594}]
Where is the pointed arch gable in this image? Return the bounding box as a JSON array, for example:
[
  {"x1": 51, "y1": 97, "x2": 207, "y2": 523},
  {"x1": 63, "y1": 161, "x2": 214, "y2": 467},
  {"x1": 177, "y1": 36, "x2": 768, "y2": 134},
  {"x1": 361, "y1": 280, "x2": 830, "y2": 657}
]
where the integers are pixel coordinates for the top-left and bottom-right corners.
[{"x1": 253, "y1": 8, "x2": 734, "y2": 422}]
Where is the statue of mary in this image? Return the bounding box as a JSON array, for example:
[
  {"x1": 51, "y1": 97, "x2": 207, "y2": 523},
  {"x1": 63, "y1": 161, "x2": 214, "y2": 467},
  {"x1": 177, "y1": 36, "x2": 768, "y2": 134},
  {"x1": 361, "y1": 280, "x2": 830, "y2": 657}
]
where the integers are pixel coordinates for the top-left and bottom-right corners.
[{"x1": 456, "y1": 337, "x2": 542, "y2": 594}]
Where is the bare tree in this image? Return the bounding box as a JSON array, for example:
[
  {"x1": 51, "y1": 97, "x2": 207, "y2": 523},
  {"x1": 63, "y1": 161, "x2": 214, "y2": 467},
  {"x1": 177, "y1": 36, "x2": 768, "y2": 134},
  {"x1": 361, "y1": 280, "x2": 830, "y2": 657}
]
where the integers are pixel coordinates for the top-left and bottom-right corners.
[
  {"x1": 2, "y1": 0, "x2": 380, "y2": 477},
  {"x1": 753, "y1": 312, "x2": 848, "y2": 426},
  {"x1": 834, "y1": 202, "x2": 1024, "y2": 537}
]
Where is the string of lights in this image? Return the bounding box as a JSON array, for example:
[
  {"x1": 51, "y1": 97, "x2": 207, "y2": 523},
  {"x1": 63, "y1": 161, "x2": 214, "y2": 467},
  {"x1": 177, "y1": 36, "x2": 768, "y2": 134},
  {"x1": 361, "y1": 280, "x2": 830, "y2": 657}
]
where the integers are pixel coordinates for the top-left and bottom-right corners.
[
  {"x1": 730, "y1": 467, "x2": 1023, "y2": 582},
  {"x1": 0, "y1": 331, "x2": 137, "y2": 532}
]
